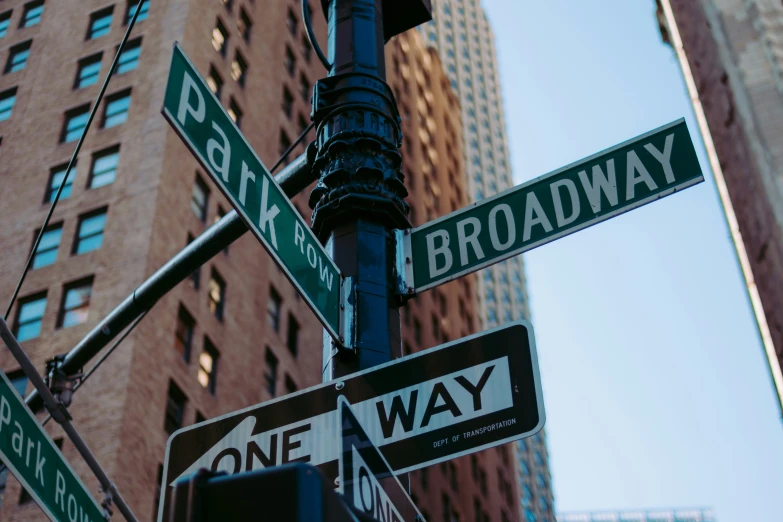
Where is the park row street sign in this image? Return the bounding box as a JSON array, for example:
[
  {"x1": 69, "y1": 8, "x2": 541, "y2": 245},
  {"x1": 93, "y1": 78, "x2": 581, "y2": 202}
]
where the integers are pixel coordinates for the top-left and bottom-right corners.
[
  {"x1": 162, "y1": 43, "x2": 343, "y2": 341},
  {"x1": 158, "y1": 321, "x2": 543, "y2": 521},
  {"x1": 400, "y1": 118, "x2": 704, "y2": 293},
  {"x1": 0, "y1": 323, "x2": 104, "y2": 522},
  {"x1": 338, "y1": 396, "x2": 422, "y2": 522}
]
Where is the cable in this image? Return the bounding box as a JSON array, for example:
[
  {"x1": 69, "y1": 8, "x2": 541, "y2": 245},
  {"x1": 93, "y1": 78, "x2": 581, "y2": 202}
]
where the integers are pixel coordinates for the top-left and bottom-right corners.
[
  {"x1": 3, "y1": 5, "x2": 145, "y2": 322},
  {"x1": 303, "y1": 0, "x2": 331, "y2": 71},
  {"x1": 270, "y1": 121, "x2": 315, "y2": 173}
]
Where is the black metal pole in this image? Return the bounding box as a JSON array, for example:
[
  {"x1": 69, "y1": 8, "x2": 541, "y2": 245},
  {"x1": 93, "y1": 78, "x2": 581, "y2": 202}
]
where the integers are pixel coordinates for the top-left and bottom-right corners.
[
  {"x1": 25, "y1": 150, "x2": 316, "y2": 412},
  {"x1": 310, "y1": 0, "x2": 409, "y2": 379}
]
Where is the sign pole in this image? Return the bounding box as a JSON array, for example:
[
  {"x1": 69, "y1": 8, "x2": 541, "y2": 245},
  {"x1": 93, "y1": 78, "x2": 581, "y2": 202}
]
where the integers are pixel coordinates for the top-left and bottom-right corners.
[{"x1": 310, "y1": 0, "x2": 413, "y2": 379}]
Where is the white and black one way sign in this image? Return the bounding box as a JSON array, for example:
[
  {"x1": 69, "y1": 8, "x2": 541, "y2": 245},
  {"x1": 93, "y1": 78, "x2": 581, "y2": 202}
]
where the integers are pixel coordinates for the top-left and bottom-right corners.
[{"x1": 158, "y1": 321, "x2": 544, "y2": 520}]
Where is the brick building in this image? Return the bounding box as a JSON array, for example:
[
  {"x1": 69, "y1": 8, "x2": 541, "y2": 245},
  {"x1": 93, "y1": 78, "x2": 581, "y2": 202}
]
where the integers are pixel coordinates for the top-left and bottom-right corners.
[
  {"x1": 0, "y1": 0, "x2": 517, "y2": 521},
  {"x1": 656, "y1": 0, "x2": 783, "y2": 418}
]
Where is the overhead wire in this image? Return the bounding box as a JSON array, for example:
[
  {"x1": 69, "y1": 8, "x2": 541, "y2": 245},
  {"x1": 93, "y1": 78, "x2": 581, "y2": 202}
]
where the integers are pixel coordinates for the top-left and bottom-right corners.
[{"x1": 303, "y1": 0, "x2": 332, "y2": 71}]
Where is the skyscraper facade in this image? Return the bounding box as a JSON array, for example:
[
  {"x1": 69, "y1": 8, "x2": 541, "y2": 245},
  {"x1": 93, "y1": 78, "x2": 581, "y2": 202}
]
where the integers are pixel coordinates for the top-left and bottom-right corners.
[
  {"x1": 419, "y1": 1, "x2": 556, "y2": 520},
  {"x1": 0, "y1": 0, "x2": 505, "y2": 520},
  {"x1": 657, "y1": 0, "x2": 783, "y2": 418},
  {"x1": 558, "y1": 508, "x2": 716, "y2": 522}
]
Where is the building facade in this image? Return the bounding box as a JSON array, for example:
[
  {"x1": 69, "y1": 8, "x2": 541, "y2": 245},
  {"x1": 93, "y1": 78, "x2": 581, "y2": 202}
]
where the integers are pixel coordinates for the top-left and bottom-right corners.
[
  {"x1": 419, "y1": 1, "x2": 555, "y2": 520},
  {"x1": 0, "y1": 0, "x2": 510, "y2": 520},
  {"x1": 558, "y1": 508, "x2": 716, "y2": 522},
  {"x1": 656, "y1": 0, "x2": 783, "y2": 418},
  {"x1": 388, "y1": 29, "x2": 521, "y2": 522}
]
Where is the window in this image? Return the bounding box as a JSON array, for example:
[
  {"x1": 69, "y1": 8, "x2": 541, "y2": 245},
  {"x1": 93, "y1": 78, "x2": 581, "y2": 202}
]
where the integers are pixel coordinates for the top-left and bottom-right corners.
[
  {"x1": 88, "y1": 7, "x2": 113, "y2": 40},
  {"x1": 117, "y1": 38, "x2": 141, "y2": 74},
  {"x1": 227, "y1": 98, "x2": 242, "y2": 127},
  {"x1": 419, "y1": 466, "x2": 428, "y2": 491},
  {"x1": 264, "y1": 348, "x2": 278, "y2": 396},
  {"x1": 58, "y1": 277, "x2": 93, "y2": 328},
  {"x1": 0, "y1": 11, "x2": 11, "y2": 38},
  {"x1": 32, "y1": 223, "x2": 62, "y2": 269},
  {"x1": 207, "y1": 66, "x2": 223, "y2": 98},
  {"x1": 61, "y1": 104, "x2": 90, "y2": 142},
  {"x1": 278, "y1": 129, "x2": 291, "y2": 157},
  {"x1": 21, "y1": 1, "x2": 44, "y2": 28},
  {"x1": 521, "y1": 460, "x2": 530, "y2": 476},
  {"x1": 208, "y1": 269, "x2": 225, "y2": 321},
  {"x1": 45, "y1": 163, "x2": 75, "y2": 202},
  {"x1": 198, "y1": 338, "x2": 219, "y2": 394},
  {"x1": 7, "y1": 370, "x2": 28, "y2": 398},
  {"x1": 286, "y1": 313, "x2": 299, "y2": 356},
  {"x1": 212, "y1": 18, "x2": 228, "y2": 56},
  {"x1": 284, "y1": 374, "x2": 297, "y2": 395},
  {"x1": 174, "y1": 305, "x2": 194, "y2": 362},
  {"x1": 449, "y1": 462, "x2": 458, "y2": 491},
  {"x1": 237, "y1": 8, "x2": 251, "y2": 41},
  {"x1": 432, "y1": 313, "x2": 439, "y2": 340},
  {"x1": 231, "y1": 51, "x2": 247, "y2": 87},
  {"x1": 191, "y1": 174, "x2": 209, "y2": 221},
  {"x1": 284, "y1": 46, "x2": 295, "y2": 76},
  {"x1": 164, "y1": 381, "x2": 186, "y2": 434},
  {"x1": 89, "y1": 146, "x2": 119, "y2": 188},
  {"x1": 441, "y1": 494, "x2": 452, "y2": 522},
  {"x1": 413, "y1": 318, "x2": 422, "y2": 346},
  {"x1": 0, "y1": 87, "x2": 16, "y2": 121},
  {"x1": 13, "y1": 293, "x2": 46, "y2": 342},
  {"x1": 125, "y1": 0, "x2": 149, "y2": 24},
  {"x1": 3, "y1": 40, "x2": 33, "y2": 73},
  {"x1": 298, "y1": 113, "x2": 308, "y2": 134},
  {"x1": 286, "y1": 8, "x2": 297, "y2": 35},
  {"x1": 267, "y1": 286, "x2": 281, "y2": 332},
  {"x1": 301, "y1": 35, "x2": 312, "y2": 62},
  {"x1": 75, "y1": 53, "x2": 102, "y2": 88},
  {"x1": 221, "y1": 0, "x2": 233, "y2": 10},
  {"x1": 299, "y1": 74, "x2": 310, "y2": 102},
  {"x1": 282, "y1": 87, "x2": 293, "y2": 118},
  {"x1": 5, "y1": 41, "x2": 31, "y2": 74},
  {"x1": 214, "y1": 205, "x2": 229, "y2": 254},
  {"x1": 187, "y1": 234, "x2": 200, "y2": 289},
  {"x1": 74, "y1": 208, "x2": 107, "y2": 254},
  {"x1": 102, "y1": 89, "x2": 131, "y2": 128}
]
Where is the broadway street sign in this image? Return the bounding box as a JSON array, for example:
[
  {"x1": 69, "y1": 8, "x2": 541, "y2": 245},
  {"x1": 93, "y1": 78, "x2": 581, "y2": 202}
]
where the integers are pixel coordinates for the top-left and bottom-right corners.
[
  {"x1": 0, "y1": 325, "x2": 103, "y2": 522},
  {"x1": 400, "y1": 118, "x2": 704, "y2": 293},
  {"x1": 158, "y1": 321, "x2": 543, "y2": 520},
  {"x1": 338, "y1": 397, "x2": 423, "y2": 522},
  {"x1": 162, "y1": 43, "x2": 342, "y2": 340}
]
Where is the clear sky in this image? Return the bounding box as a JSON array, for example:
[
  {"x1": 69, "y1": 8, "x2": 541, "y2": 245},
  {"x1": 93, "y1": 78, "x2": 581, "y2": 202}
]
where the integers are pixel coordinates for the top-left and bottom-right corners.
[{"x1": 480, "y1": 0, "x2": 783, "y2": 520}]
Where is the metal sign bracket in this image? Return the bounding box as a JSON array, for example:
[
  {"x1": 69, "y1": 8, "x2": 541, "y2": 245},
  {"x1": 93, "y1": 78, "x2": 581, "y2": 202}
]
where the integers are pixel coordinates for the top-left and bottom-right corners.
[
  {"x1": 394, "y1": 229, "x2": 415, "y2": 301},
  {"x1": 338, "y1": 276, "x2": 356, "y2": 352}
]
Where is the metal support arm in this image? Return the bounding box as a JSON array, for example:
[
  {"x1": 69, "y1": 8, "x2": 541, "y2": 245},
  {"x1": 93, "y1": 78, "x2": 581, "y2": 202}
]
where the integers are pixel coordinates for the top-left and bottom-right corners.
[{"x1": 25, "y1": 149, "x2": 316, "y2": 413}]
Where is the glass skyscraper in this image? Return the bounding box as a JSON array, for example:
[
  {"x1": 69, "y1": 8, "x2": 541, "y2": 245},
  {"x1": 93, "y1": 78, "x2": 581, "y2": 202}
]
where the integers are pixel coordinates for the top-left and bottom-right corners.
[{"x1": 419, "y1": 1, "x2": 555, "y2": 520}]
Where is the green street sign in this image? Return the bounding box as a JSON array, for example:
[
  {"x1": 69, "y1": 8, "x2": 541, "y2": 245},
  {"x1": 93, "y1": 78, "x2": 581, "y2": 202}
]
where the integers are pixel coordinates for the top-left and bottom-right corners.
[
  {"x1": 0, "y1": 364, "x2": 103, "y2": 520},
  {"x1": 401, "y1": 119, "x2": 704, "y2": 293},
  {"x1": 162, "y1": 44, "x2": 342, "y2": 340}
]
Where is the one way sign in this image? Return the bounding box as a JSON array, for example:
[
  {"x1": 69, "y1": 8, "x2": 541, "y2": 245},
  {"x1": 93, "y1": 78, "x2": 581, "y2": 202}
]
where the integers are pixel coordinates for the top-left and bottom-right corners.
[{"x1": 158, "y1": 321, "x2": 544, "y2": 520}]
